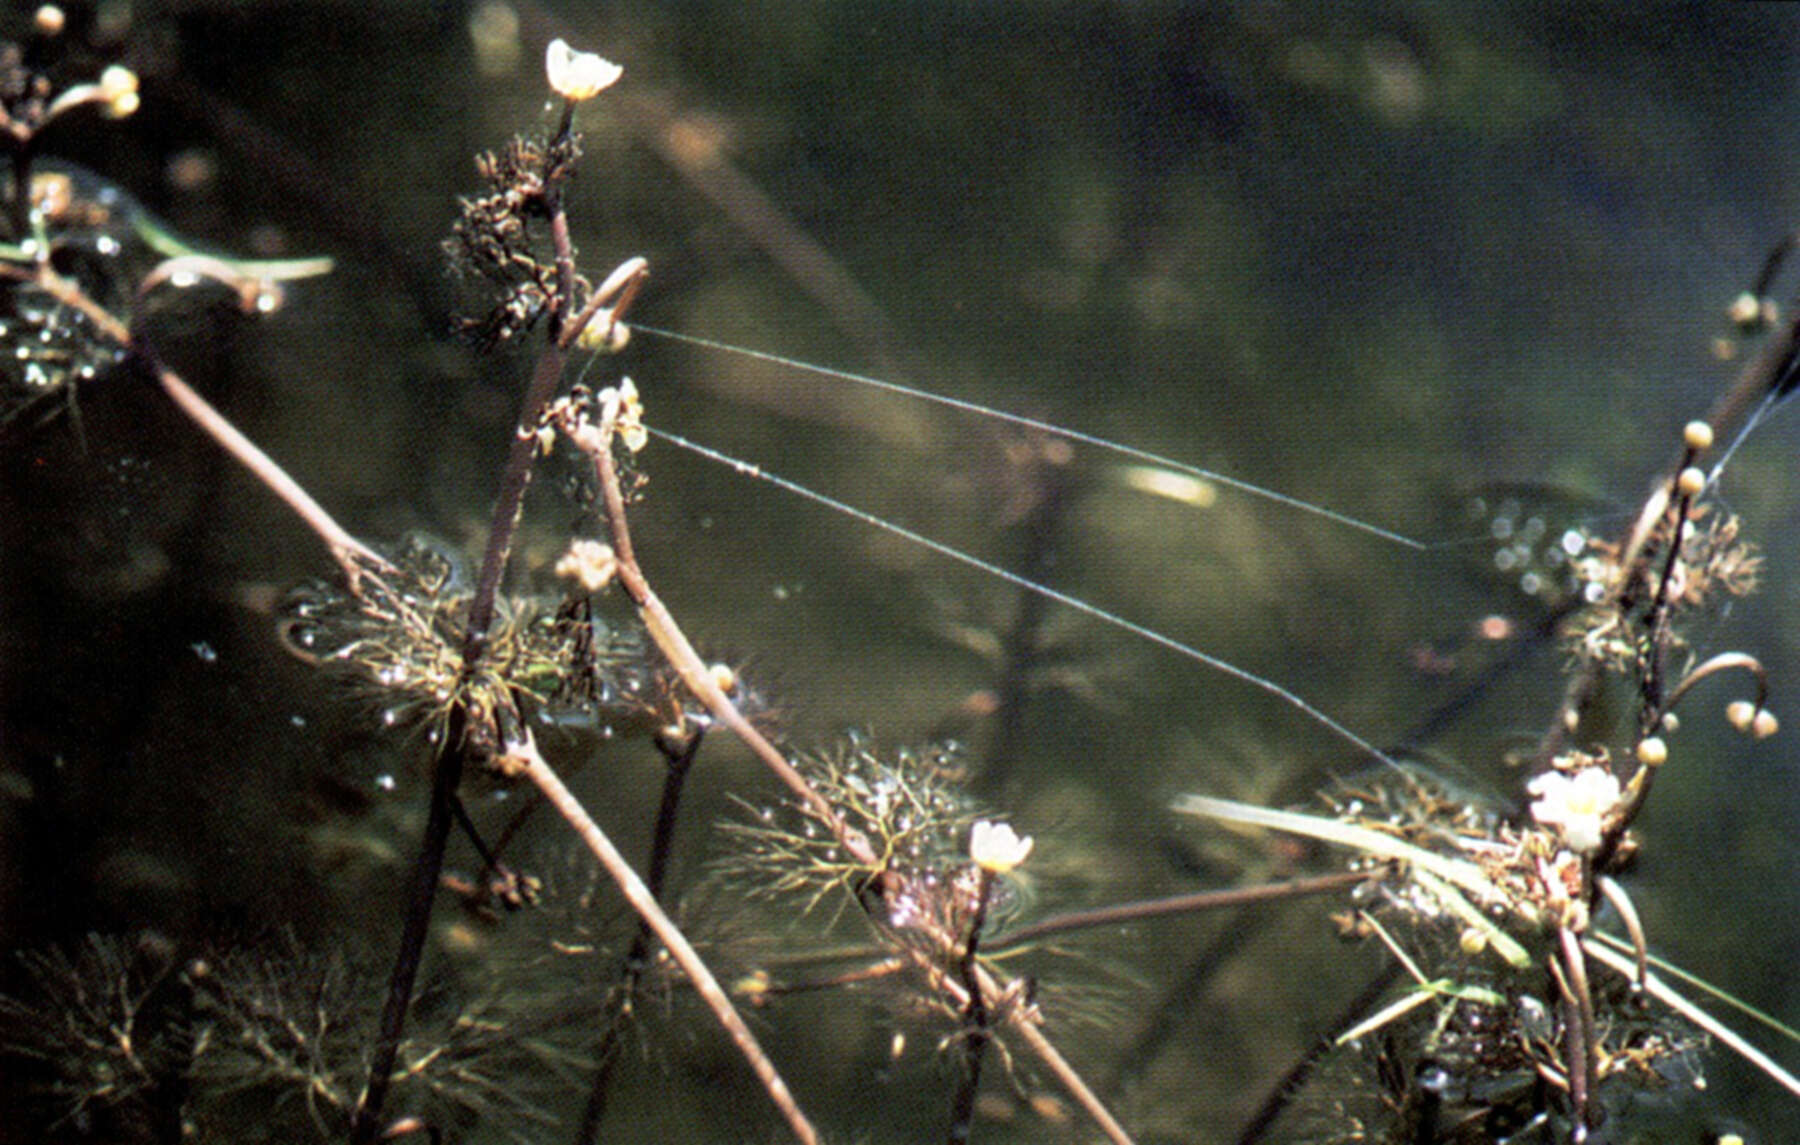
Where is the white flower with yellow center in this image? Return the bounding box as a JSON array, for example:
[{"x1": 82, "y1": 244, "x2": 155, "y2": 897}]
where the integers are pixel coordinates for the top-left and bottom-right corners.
[
  {"x1": 545, "y1": 39, "x2": 622, "y2": 102},
  {"x1": 1527, "y1": 767, "x2": 1622, "y2": 855},
  {"x1": 969, "y1": 819, "x2": 1033, "y2": 874}
]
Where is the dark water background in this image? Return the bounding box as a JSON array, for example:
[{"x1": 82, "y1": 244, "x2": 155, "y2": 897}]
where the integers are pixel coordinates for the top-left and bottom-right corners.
[{"x1": 2, "y1": 2, "x2": 1798, "y2": 1142}]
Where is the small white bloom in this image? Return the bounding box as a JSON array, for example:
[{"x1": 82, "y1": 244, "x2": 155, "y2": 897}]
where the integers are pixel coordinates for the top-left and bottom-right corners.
[
  {"x1": 1527, "y1": 768, "x2": 1622, "y2": 855},
  {"x1": 599, "y1": 377, "x2": 646, "y2": 453},
  {"x1": 545, "y1": 39, "x2": 622, "y2": 102},
  {"x1": 554, "y1": 538, "x2": 617, "y2": 593},
  {"x1": 969, "y1": 819, "x2": 1033, "y2": 873}
]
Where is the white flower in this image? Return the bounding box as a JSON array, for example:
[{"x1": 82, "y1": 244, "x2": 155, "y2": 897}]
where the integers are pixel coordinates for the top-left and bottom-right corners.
[
  {"x1": 599, "y1": 377, "x2": 646, "y2": 453},
  {"x1": 545, "y1": 39, "x2": 622, "y2": 102},
  {"x1": 969, "y1": 819, "x2": 1033, "y2": 874},
  {"x1": 554, "y1": 538, "x2": 617, "y2": 593},
  {"x1": 1527, "y1": 768, "x2": 1622, "y2": 855}
]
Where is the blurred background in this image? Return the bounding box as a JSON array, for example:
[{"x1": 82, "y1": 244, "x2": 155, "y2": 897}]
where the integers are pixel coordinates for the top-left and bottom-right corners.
[{"x1": 1, "y1": 2, "x2": 1797, "y2": 1141}]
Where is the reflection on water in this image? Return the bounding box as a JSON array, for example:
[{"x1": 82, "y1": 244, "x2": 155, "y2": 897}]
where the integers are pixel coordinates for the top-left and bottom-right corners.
[{"x1": 2, "y1": 3, "x2": 1798, "y2": 1142}]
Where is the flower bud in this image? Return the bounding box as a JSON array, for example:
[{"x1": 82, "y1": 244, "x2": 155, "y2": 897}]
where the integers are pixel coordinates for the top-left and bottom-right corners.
[
  {"x1": 98, "y1": 65, "x2": 139, "y2": 119},
  {"x1": 1752, "y1": 708, "x2": 1779, "y2": 740},
  {"x1": 1726, "y1": 699, "x2": 1754, "y2": 731},
  {"x1": 577, "y1": 310, "x2": 630, "y2": 353},
  {"x1": 1728, "y1": 291, "x2": 1763, "y2": 329}
]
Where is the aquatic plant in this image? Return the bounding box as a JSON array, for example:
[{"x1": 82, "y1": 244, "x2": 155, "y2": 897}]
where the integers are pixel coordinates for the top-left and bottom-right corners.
[{"x1": 1, "y1": 7, "x2": 1797, "y2": 1145}]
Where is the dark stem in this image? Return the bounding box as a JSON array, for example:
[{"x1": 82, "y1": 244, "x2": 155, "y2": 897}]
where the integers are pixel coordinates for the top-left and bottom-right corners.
[
  {"x1": 641, "y1": 729, "x2": 703, "y2": 899},
  {"x1": 462, "y1": 109, "x2": 581, "y2": 662},
  {"x1": 573, "y1": 729, "x2": 703, "y2": 1145},
  {"x1": 357, "y1": 113, "x2": 582, "y2": 1140},
  {"x1": 1232, "y1": 960, "x2": 1405, "y2": 1145},
  {"x1": 5, "y1": 132, "x2": 33, "y2": 244},
  {"x1": 460, "y1": 339, "x2": 570, "y2": 664},
  {"x1": 1638, "y1": 465, "x2": 1700, "y2": 732},
  {"x1": 948, "y1": 867, "x2": 996, "y2": 1145},
  {"x1": 350, "y1": 710, "x2": 467, "y2": 1144},
  {"x1": 448, "y1": 792, "x2": 499, "y2": 870},
  {"x1": 980, "y1": 437, "x2": 1075, "y2": 795},
  {"x1": 445, "y1": 789, "x2": 536, "y2": 908}
]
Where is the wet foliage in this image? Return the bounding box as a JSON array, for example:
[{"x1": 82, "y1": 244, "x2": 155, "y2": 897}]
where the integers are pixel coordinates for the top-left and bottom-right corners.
[{"x1": 1, "y1": 5, "x2": 1798, "y2": 1144}]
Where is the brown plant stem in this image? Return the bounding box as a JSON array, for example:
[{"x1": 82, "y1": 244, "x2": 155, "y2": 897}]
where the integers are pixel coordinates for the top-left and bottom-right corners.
[
  {"x1": 908, "y1": 945, "x2": 1135, "y2": 1145},
  {"x1": 575, "y1": 409, "x2": 1135, "y2": 1145},
  {"x1": 349, "y1": 710, "x2": 466, "y2": 1144},
  {"x1": 574, "y1": 729, "x2": 703, "y2": 1145},
  {"x1": 459, "y1": 338, "x2": 569, "y2": 663},
  {"x1": 1553, "y1": 923, "x2": 1598, "y2": 1136},
  {"x1": 948, "y1": 867, "x2": 997, "y2": 1145},
  {"x1": 993, "y1": 870, "x2": 1371, "y2": 950},
  {"x1": 510, "y1": 728, "x2": 820, "y2": 1145},
  {"x1": 4, "y1": 261, "x2": 390, "y2": 585},
  {"x1": 362, "y1": 105, "x2": 590, "y2": 1141},
  {"x1": 1006, "y1": 1011, "x2": 1134, "y2": 1144},
  {"x1": 582, "y1": 418, "x2": 880, "y2": 868}
]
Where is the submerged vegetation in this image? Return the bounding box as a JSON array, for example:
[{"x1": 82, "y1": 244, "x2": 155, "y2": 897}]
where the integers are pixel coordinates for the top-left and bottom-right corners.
[{"x1": 1, "y1": 5, "x2": 1798, "y2": 1143}]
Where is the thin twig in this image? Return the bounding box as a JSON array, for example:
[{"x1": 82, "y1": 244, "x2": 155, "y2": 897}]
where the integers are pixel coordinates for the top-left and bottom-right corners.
[
  {"x1": 576, "y1": 400, "x2": 1136, "y2": 1145},
  {"x1": 579, "y1": 412, "x2": 880, "y2": 868},
  {"x1": 1553, "y1": 924, "x2": 1597, "y2": 1135},
  {"x1": 993, "y1": 870, "x2": 1371, "y2": 950},
  {"x1": 5, "y1": 261, "x2": 390, "y2": 585},
  {"x1": 153, "y1": 363, "x2": 390, "y2": 583},
  {"x1": 948, "y1": 868, "x2": 996, "y2": 1144},
  {"x1": 510, "y1": 729, "x2": 820, "y2": 1144},
  {"x1": 350, "y1": 712, "x2": 466, "y2": 1143},
  {"x1": 1582, "y1": 936, "x2": 1800, "y2": 1100},
  {"x1": 363, "y1": 97, "x2": 589, "y2": 1140},
  {"x1": 575, "y1": 729, "x2": 703, "y2": 1145}
]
